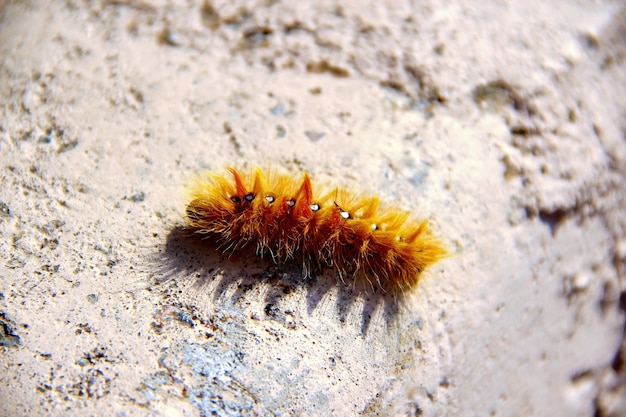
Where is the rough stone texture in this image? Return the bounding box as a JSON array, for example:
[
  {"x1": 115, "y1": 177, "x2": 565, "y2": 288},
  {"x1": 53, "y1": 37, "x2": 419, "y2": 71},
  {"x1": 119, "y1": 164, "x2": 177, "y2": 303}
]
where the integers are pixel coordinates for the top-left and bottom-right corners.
[{"x1": 0, "y1": 1, "x2": 625, "y2": 416}]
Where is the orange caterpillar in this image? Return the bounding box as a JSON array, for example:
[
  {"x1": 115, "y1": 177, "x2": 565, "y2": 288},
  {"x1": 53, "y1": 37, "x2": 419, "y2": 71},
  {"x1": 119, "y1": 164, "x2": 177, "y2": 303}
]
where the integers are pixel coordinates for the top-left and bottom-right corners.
[{"x1": 185, "y1": 167, "x2": 448, "y2": 292}]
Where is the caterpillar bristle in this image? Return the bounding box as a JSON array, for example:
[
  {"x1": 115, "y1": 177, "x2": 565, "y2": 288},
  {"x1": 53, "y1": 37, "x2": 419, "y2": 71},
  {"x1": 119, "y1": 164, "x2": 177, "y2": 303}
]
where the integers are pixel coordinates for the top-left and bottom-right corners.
[{"x1": 185, "y1": 167, "x2": 448, "y2": 292}]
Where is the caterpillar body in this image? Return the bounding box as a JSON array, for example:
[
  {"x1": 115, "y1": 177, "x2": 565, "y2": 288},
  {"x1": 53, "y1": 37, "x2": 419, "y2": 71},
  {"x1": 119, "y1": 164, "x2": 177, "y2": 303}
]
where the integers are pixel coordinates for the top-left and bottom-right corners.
[{"x1": 185, "y1": 167, "x2": 448, "y2": 292}]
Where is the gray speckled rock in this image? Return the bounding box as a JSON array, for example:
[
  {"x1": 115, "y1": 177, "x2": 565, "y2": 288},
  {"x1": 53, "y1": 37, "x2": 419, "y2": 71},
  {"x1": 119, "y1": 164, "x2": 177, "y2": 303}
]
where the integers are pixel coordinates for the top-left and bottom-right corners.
[{"x1": 0, "y1": 1, "x2": 624, "y2": 416}]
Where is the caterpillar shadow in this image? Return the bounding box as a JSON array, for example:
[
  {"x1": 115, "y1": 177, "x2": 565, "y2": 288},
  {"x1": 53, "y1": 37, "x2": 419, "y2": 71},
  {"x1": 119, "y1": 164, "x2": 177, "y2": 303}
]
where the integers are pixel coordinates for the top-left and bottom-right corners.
[{"x1": 154, "y1": 226, "x2": 400, "y2": 336}]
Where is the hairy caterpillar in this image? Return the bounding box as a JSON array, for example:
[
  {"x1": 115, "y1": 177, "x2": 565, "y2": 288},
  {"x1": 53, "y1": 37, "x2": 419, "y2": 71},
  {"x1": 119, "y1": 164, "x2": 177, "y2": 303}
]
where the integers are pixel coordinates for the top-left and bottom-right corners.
[{"x1": 185, "y1": 167, "x2": 448, "y2": 292}]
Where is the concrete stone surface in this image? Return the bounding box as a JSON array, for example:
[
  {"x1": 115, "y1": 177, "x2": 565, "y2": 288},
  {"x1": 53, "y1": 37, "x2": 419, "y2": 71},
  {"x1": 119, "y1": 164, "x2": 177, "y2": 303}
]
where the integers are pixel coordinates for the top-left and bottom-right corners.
[{"x1": 1, "y1": 1, "x2": 625, "y2": 416}]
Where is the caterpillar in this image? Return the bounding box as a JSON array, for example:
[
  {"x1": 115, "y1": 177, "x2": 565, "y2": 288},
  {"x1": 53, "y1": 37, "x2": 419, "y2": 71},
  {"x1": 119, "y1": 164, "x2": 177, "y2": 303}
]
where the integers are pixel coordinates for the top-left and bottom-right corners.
[{"x1": 185, "y1": 167, "x2": 448, "y2": 292}]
